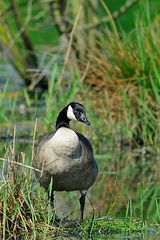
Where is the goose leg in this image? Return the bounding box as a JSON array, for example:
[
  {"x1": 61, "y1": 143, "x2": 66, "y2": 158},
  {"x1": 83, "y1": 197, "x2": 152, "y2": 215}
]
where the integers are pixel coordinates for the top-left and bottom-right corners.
[{"x1": 79, "y1": 191, "x2": 87, "y2": 222}]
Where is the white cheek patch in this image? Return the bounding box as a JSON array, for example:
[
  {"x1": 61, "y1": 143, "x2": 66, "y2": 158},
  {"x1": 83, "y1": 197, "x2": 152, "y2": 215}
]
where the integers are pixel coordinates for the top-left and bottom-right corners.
[{"x1": 67, "y1": 105, "x2": 77, "y2": 121}]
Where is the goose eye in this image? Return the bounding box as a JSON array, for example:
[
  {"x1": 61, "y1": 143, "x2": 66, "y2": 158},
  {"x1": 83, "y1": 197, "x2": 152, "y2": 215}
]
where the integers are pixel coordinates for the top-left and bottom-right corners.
[{"x1": 73, "y1": 108, "x2": 77, "y2": 113}]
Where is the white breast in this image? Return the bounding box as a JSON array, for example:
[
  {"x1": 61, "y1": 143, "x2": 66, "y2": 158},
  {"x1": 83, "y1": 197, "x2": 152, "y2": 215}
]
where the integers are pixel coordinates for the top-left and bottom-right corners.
[{"x1": 48, "y1": 127, "x2": 80, "y2": 156}]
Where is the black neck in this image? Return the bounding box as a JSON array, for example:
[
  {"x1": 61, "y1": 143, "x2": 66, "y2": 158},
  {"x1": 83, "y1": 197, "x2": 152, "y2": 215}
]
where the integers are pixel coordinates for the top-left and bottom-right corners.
[{"x1": 55, "y1": 108, "x2": 70, "y2": 130}]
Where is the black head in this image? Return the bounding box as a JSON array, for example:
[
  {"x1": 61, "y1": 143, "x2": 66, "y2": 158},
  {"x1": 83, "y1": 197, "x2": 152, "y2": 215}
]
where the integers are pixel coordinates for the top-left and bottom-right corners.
[
  {"x1": 56, "y1": 102, "x2": 90, "y2": 129},
  {"x1": 67, "y1": 102, "x2": 90, "y2": 125}
]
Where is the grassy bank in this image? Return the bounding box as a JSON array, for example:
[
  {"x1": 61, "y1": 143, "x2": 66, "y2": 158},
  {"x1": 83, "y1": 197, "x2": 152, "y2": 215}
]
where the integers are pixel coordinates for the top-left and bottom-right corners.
[{"x1": 0, "y1": 159, "x2": 148, "y2": 239}]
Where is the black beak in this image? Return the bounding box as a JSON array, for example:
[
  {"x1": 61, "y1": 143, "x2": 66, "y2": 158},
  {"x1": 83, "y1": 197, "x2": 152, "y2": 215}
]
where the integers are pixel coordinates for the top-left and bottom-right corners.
[{"x1": 79, "y1": 113, "x2": 90, "y2": 125}]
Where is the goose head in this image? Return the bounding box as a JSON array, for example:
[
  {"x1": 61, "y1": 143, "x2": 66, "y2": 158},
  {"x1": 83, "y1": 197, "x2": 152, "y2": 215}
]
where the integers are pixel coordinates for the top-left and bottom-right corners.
[{"x1": 56, "y1": 102, "x2": 90, "y2": 129}]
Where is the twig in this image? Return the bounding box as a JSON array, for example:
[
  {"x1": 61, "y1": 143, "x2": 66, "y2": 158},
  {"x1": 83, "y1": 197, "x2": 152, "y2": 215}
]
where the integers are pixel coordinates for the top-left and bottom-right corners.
[
  {"x1": 31, "y1": 118, "x2": 37, "y2": 172},
  {"x1": 11, "y1": 125, "x2": 16, "y2": 183},
  {"x1": 80, "y1": 61, "x2": 90, "y2": 83},
  {"x1": 12, "y1": 125, "x2": 16, "y2": 161},
  {"x1": 0, "y1": 158, "x2": 42, "y2": 173},
  {"x1": 58, "y1": 5, "x2": 82, "y2": 86}
]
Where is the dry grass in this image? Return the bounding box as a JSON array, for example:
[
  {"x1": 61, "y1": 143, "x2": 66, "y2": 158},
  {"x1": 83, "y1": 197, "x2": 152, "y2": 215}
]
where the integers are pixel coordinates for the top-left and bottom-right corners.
[{"x1": 74, "y1": 14, "x2": 160, "y2": 146}]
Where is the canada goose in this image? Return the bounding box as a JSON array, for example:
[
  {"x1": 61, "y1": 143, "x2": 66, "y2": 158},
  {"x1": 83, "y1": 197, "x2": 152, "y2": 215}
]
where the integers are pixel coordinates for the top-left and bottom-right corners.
[{"x1": 33, "y1": 102, "x2": 98, "y2": 223}]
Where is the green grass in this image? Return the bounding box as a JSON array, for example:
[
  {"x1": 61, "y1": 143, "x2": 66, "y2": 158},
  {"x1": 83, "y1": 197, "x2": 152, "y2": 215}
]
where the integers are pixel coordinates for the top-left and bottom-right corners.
[{"x1": 0, "y1": 168, "x2": 148, "y2": 239}]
